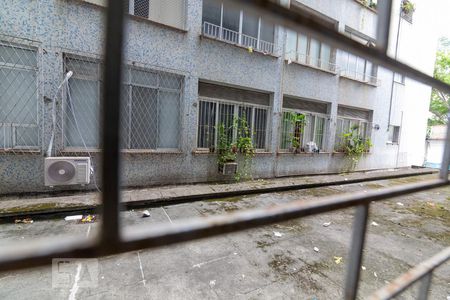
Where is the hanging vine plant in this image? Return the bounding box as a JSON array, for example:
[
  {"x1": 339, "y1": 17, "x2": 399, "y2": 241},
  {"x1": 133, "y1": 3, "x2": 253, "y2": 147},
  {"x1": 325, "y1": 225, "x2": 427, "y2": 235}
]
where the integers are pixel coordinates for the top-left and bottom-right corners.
[{"x1": 339, "y1": 125, "x2": 373, "y2": 171}]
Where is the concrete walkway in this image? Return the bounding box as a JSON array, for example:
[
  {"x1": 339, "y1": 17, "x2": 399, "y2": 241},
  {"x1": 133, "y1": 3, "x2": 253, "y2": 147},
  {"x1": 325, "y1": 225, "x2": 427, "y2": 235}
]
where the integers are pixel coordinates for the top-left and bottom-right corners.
[{"x1": 0, "y1": 167, "x2": 437, "y2": 219}]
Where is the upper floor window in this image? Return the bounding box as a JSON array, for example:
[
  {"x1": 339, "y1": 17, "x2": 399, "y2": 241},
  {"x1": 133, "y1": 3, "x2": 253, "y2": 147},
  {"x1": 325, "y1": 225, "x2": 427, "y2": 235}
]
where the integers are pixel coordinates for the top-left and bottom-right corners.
[
  {"x1": 339, "y1": 27, "x2": 378, "y2": 85},
  {"x1": 84, "y1": 0, "x2": 186, "y2": 30},
  {"x1": 64, "y1": 54, "x2": 183, "y2": 151},
  {"x1": 202, "y1": 0, "x2": 275, "y2": 54},
  {"x1": 285, "y1": 29, "x2": 335, "y2": 72},
  {"x1": 0, "y1": 41, "x2": 39, "y2": 150},
  {"x1": 388, "y1": 125, "x2": 400, "y2": 144}
]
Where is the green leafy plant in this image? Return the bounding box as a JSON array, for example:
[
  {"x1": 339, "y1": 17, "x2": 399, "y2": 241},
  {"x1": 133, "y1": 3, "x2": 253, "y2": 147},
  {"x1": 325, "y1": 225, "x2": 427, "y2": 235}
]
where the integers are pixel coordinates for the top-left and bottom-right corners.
[
  {"x1": 217, "y1": 123, "x2": 236, "y2": 172},
  {"x1": 234, "y1": 116, "x2": 255, "y2": 181},
  {"x1": 287, "y1": 112, "x2": 306, "y2": 153},
  {"x1": 401, "y1": 0, "x2": 415, "y2": 14},
  {"x1": 339, "y1": 125, "x2": 372, "y2": 171}
]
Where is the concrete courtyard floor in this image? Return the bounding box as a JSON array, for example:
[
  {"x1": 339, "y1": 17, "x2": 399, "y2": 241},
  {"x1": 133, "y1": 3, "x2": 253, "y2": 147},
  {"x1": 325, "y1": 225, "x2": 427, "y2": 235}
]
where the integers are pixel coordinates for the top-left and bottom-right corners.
[{"x1": 0, "y1": 174, "x2": 449, "y2": 299}]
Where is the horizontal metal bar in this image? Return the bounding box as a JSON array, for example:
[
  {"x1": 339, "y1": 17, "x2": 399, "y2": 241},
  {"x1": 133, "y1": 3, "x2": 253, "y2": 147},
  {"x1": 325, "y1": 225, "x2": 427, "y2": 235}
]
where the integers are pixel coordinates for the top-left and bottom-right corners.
[
  {"x1": 0, "y1": 178, "x2": 447, "y2": 273},
  {"x1": 368, "y1": 247, "x2": 450, "y2": 300},
  {"x1": 226, "y1": 0, "x2": 450, "y2": 94}
]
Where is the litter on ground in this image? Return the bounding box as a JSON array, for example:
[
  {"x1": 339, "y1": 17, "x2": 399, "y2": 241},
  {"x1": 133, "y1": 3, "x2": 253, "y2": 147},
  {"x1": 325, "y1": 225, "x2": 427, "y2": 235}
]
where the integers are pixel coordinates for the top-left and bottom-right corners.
[
  {"x1": 142, "y1": 210, "x2": 150, "y2": 218},
  {"x1": 361, "y1": 266, "x2": 366, "y2": 270},
  {"x1": 313, "y1": 247, "x2": 319, "y2": 253},
  {"x1": 15, "y1": 218, "x2": 33, "y2": 224},
  {"x1": 273, "y1": 231, "x2": 284, "y2": 237},
  {"x1": 322, "y1": 222, "x2": 331, "y2": 227},
  {"x1": 371, "y1": 221, "x2": 379, "y2": 226},
  {"x1": 81, "y1": 215, "x2": 96, "y2": 223},
  {"x1": 334, "y1": 256, "x2": 343, "y2": 264},
  {"x1": 64, "y1": 215, "x2": 83, "y2": 221},
  {"x1": 396, "y1": 202, "x2": 404, "y2": 206}
]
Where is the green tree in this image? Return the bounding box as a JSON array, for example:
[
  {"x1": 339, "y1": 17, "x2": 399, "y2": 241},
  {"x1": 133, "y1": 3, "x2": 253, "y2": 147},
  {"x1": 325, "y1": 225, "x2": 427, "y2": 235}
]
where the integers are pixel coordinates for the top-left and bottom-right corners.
[{"x1": 429, "y1": 38, "x2": 450, "y2": 126}]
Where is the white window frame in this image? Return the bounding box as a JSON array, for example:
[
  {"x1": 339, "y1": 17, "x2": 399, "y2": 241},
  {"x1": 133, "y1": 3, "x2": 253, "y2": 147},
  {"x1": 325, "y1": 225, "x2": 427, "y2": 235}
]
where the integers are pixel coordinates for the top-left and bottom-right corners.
[
  {"x1": 197, "y1": 97, "x2": 269, "y2": 152},
  {"x1": 280, "y1": 108, "x2": 329, "y2": 152},
  {"x1": 387, "y1": 125, "x2": 400, "y2": 144}
]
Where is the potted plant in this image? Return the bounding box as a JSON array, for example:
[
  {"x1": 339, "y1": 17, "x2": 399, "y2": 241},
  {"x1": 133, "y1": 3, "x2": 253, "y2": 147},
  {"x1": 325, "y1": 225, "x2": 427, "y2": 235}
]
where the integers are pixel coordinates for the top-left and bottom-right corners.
[
  {"x1": 401, "y1": 0, "x2": 415, "y2": 22},
  {"x1": 217, "y1": 123, "x2": 237, "y2": 174},
  {"x1": 340, "y1": 125, "x2": 373, "y2": 171}
]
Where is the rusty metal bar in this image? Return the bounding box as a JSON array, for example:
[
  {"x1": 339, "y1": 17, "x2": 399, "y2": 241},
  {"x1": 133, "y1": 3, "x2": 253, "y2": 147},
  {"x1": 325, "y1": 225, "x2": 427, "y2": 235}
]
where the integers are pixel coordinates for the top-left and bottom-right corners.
[
  {"x1": 100, "y1": 0, "x2": 126, "y2": 247},
  {"x1": 344, "y1": 204, "x2": 369, "y2": 300},
  {"x1": 417, "y1": 272, "x2": 432, "y2": 300},
  {"x1": 369, "y1": 247, "x2": 450, "y2": 300},
  {"x1": 376, "y1": 0, "x2": 393, "y2": 54},
  {"x1": 226, "y1": 0, "x2": 450, "y2": 94},
  {"x1": 0, "y1": 179, "x2": 447, "y2": 273}
]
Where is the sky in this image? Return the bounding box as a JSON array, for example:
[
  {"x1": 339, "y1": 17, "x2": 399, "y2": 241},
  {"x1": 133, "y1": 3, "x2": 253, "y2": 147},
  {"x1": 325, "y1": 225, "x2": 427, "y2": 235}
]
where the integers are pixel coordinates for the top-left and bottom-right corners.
[{"x1": 433, "y1": 0, "x2": 450, "y2": 40}]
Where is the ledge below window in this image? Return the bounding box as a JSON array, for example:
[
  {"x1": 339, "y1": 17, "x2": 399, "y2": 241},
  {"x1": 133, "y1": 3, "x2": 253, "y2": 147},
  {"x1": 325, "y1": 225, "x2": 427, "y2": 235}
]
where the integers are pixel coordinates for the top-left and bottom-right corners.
[
  {"x1": 61, "y1": 149, "x2": 183, "y2": 154},
  {"x1": 277, "y1": 151, "x2": 331, "y2": 155},
  {"x1": 192, "y1": 149, "x2": 273, "y2": 155},
  {"x1": 200, "y1": 35, "x2": 280, "y2": 59},
  {"x1": 0, "y1": 148, "x2": 41, "y2": 155},
  {"x1": 339, "y1": 74, "x2": 379, "y2": 87},
  {"x1": 285, "y1": 59, "x2": 337, "y2": 76}
]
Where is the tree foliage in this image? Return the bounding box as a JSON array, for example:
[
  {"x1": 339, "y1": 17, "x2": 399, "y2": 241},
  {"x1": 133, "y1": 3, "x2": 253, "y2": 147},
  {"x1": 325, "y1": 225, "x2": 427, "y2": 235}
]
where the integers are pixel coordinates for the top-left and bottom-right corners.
[{"x1": 429, "y1": 38, "x2": 450, "y2": 126}]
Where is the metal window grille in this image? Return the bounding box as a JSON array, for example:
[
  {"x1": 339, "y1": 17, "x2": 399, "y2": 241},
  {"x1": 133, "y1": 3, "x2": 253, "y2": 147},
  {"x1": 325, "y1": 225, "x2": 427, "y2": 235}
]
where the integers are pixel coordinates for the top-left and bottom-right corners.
[
  {"x1": 197, "y1": 98, "x2": 268, "y2": 151},
  {"x1": 280, "y1": 110, "x2": 328, "y2": 151},
  {"x1": 0, "y1": 38, "x2": 40, "y2": 151},
  {"x1": 128, "y1": 0, "x2": 187, "y2": 29},
  {"x1": 335, "y1": 117, "x2": 372, "y2": 152},
  {"x1": 62, "y1": 54, "x2": 182, "y2": 151},
  {"x1": 1, "y1": 1, "x2": 450, "y2": 300}
]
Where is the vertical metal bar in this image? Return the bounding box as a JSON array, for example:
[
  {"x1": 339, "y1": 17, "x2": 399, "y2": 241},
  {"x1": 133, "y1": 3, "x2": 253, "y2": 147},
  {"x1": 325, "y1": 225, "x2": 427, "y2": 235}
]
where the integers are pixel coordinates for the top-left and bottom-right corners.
[
  {"x1": 344, "y1": 204, "x2": 370, "y2": 300},
  {"x1": 376, "y1": 0, "x2": 393, "y2": 54},
  {"x1": 417, "y1": 273, "x2": 432, "y2": 300},
  {"x1": 100, "y1": 0, "x2": 126, "y2": 247},
  {"x1": 439, "y1": 114, "x2": 450, "y2": 180}
]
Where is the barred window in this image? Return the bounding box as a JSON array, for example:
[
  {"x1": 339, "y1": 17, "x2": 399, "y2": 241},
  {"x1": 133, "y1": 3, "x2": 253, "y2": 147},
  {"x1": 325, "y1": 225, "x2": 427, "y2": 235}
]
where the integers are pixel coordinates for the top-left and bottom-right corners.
[
  {"x1": 128, "y1": 0, "x2": 186, "y2": 29},
  {"x1": 64, "y1": 55, "x2": 182, "y2": 150},
  {"x1": 197, "y1": 99, "x2": 268, "y2": 151},
  {"x1": 280, "y1": 111, "x2": 327, "y2": 151},
  {"x1": 0, "y1": 41, "x2": 39, "y2": 149},
  {"x1": 334, "y1": 118, "x2": 372, "y2": 151}
]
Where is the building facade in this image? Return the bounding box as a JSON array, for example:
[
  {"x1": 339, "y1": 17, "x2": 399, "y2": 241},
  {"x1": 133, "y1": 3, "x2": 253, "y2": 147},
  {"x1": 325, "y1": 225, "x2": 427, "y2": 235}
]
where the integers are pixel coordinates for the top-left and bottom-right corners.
[{"x1": 0, "y1": 0, "x2": 438, "y2": 194}]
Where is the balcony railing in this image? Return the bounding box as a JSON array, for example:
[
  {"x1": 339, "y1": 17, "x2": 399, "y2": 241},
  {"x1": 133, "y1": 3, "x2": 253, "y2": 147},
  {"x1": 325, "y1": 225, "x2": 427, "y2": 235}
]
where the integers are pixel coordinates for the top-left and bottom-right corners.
[
  {"x1": 340, "y1": 68, "x2": 380, "y2": 86},
  {"x1": 286, "y1": 51, "x2": 337, "y2": 73},
  {"x1": 202, "y1": 22, "x2": 275, "y2": 54}
]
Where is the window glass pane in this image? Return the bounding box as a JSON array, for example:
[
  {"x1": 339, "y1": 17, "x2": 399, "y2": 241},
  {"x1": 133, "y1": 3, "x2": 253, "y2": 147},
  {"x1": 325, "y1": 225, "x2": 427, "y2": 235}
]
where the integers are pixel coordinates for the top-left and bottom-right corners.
[
  {"x1": 347, "y1": 53, "x2": 357, "y2": 73},
  {"x1": 238, "y1": 106, "x2": 252, "y2": 138},
  {"x1": 202, "y1": 0, "x2": 221, "y2": 26},
  {"x1": 280, "y1": 111, "x2": 293, "y2": 149},
  {"x1": 131, "y1": 68, "x2": 157, "y2": 87},
  {"x1": 285, "y1": 29, "x2": 297, "y2": 61},
  {"x1": 365, "y1": 61, "x2": 373, "y2": 79},
  {"x1": 297, "y1": 34, "x2": 308, "y2": 64},
  {"x1": 320, "y1": 43, "x2": 331, "y2": 70},
  {"x1": 356, "y1": 57, "x2": 366, "y2": 81},
  {"x1": 197, "y1": 101, "x2": 216, "y2": 148},
  {"x1": 254, "y1": 108, "x2": 267, "y2": 149},
  {"x1": 0, "y1": 44, "x2": 37, "y2": 67},
  {"x1": 134, "y1": 0, "x2": 149, "y2": 18},
  {"x1": 260, "y1": 19, "x2": 274, "y2": 44},
  {"x1": 130, "y1": 86, "x2": 157, "y2": 149},
  {"x1": 158, "y1": 91, "x2": 179, "y2": 148},
  {"x1": 222, "y1": 3, "x2": 240, "y2": 32},
  {"x1": 66, "y1": 78, "x2": 100, "y2": 148},
  {"x1": 159, "y1": 73, "x2": 181, "y2": 90},
  {"x1": 334, "y1": 118, "x2": 343, "y2": 151},
  {"x1": 309, "y1": 38, "x2": 320, "y2": 67},
  {"x1": 14, "y1": 125, "x2": 39, "y2": 147},
  {"x1": 242, "y1": 11, "x2": 258, "y2": 38},
  {"x1": 314, "y1": 117, "x2": 325, "y2": 150},
  {"x1": 218, "y1": 103, "x2": 234, "y2": 145}
]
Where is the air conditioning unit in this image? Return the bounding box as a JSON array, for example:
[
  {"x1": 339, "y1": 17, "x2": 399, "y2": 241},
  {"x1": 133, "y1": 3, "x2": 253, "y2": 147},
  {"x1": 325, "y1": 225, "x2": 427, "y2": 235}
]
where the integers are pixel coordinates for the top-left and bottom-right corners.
[
  {"x1": 221, "y1": 162, "x2": 238, "y2": 175},
  {"x1": 44, "y1": 157, "x2": 91, "y2": 186}
]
